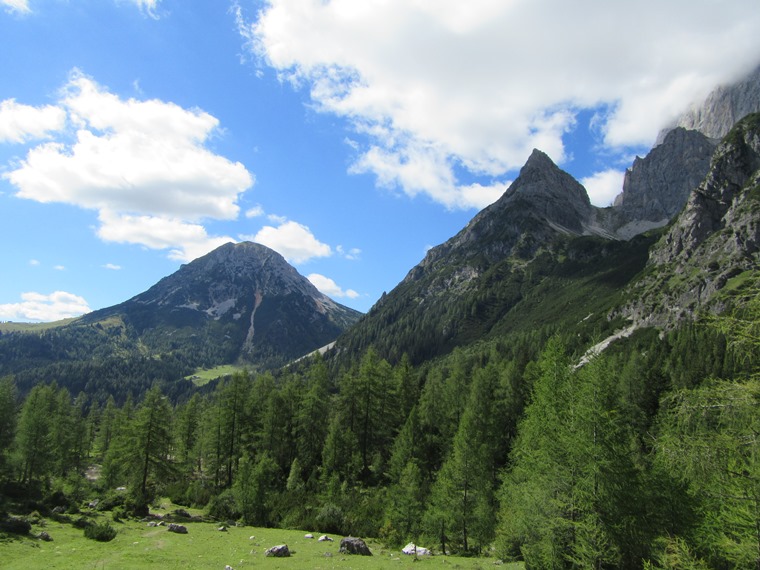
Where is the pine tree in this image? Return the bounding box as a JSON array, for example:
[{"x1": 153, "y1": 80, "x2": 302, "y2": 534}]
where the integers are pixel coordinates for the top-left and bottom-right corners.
[
  {"x1": 14, "y1": 383, "x2": 56, "y2": 484},
  {"x1": 0, "y1": 376, "x2": 17, "y2": 477}
]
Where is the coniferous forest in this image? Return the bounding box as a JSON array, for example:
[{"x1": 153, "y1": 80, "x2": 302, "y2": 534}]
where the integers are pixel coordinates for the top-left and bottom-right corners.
[{"x1": 1, "y1": 284, "x2": 758, "y2": 569}]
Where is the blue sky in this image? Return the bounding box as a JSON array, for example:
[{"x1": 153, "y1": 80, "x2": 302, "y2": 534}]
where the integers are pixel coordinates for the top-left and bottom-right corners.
[{"x1": 1, "y1": 0, "x2": 759, "y2": 321}]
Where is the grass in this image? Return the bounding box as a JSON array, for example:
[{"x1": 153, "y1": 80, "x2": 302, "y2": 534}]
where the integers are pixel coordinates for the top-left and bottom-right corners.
[
  {"x1": 184, "y1": 364, "x2": 244, "y2": 386},
  {"x1": 0, "y1": 318, "x2": 77, "y2": 333},
  {"x1": 0, "y1": 510, "x2": 523, "y2": 569}
]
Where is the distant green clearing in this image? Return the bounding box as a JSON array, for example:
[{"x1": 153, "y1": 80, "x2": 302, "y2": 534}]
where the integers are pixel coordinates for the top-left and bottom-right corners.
[
  {"x1": 0, "y1": 318, "x2": 77, "y2": 333},
  {"x1": 0, "y1": 510, "x2": 520, "y2": 570},
  {"x1": 185, "y1": 364, "x2": 245, "y2": 386}
]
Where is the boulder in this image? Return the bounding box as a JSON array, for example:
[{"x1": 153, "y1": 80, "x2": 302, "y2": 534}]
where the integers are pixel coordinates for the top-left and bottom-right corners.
[
  {"x1": 265, "y1": 544, "x2": 291, "y2": 557},
  {"x1": 37, "y1": 531, "x2": 53, "y2": 542},
  {"x1": 339, "y1": 536, "x2": 372, "y2": 556},
  {"x1": 304, "y1": 533, "x2": 314, "y2": 539},
  {"x1": 318, "y1": 534, "x2": 333, "y2": 542},
  {"x1": 167, "y1": 523, "x2": 188, "y2": 534},
  {"x1": 402, "y1": 542, "x2": 431, "y2": 556}
]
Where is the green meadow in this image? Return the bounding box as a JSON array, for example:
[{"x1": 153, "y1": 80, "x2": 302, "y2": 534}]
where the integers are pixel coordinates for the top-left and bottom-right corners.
[{"x1": 1, "y1": 503, "x2": 522, "y2": 570}]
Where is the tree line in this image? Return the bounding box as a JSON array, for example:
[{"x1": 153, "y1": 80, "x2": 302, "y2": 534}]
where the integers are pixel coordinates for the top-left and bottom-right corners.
[{"x1": 0, "y1": 287, "x2": 758, "y2": 569}]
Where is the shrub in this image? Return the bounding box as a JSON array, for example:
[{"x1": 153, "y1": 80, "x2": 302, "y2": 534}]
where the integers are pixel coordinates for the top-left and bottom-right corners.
[
  {"x1": 0, "y1": 516, "x2": 32, "y2": 535},
  {"x1": 84, "y1": 521, "x2": 117, "y2": 542},
  {"x1": 207, "y1": 489, "x2": 239, "y2": 522}
]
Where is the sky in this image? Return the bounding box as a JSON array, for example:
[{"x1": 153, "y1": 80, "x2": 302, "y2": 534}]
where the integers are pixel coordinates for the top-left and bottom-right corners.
[{"x1": 1, "y1": 1, "x2": 760, "y2": 322}]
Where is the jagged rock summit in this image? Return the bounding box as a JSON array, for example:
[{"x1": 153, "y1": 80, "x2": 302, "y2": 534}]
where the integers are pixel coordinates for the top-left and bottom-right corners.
[
  {"x1": 621, "y1": 113, "x2": 760, "y2": 327},
  {"x1": 83, "y1": 241, "x2": 362, "y2": 368}
]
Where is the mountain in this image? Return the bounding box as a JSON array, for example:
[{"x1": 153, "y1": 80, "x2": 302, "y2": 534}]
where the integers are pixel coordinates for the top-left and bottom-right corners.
[
  {"x1": 336, "y1": 113, "x2": 760, "y2": 366},
  {"x1": 610, "y1": 127, "x2": 717, "y2": 238},
  {"x1": 337, "y1": 149, "x2": 656, "y2": 364},
  {"x1": 0, "y1": 241, "x2": 362, "y2": 399},
  {"x1": 620, "y1": 113, "x2": 760, "y2": 327},
  {"x1": 81, "y1": 241, "x2": 361, "y2": 367},
  {"x1": 656, "y1": 65, "x2": 760, "y2": 143}
]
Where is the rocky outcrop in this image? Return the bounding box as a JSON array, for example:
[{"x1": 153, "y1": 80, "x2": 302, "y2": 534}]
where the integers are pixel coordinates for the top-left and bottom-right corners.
[
  {"x1": 620, "y1": 113, "x2": 760, "y2": 327},
  {"x1": 611, "y1": 128, "x2": 717, "y2": 239},
  {"x1": 657, "y1": 66, "x2": 760, "y2": 144},
  {"x1": 339, "y1": 536, "x2": 372, "y2": 556}
]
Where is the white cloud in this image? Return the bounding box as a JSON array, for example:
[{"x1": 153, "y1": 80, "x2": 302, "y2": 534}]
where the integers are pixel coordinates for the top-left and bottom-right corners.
[
  {"x1": 307, "y1": 273, "x2": 359, "y2": 299},
  {"x1": 245, "y1": 204, "x2": 265, "y2": 218},
  {"x1": 54, "y1": 265, "x2": 65, "y2": 271},
  {"x1": 581, "y1": 169, "x2": 626, "y2": 207},
  {"x1": 3, "y1": 71, "x2": 253, "y2": 262},
  {"x1": 0, "y1": 291, "x2": 90, "y2": 322},
  {"x1": 1, "y1": 0, "x2": 30, "y2": 14},
  {"x1": 129, "y1": 0, "x2": 160, "y2": 18},
  {"x1": 245, "y1": 220, "x2": 331, "y2": 264},
  {"x1": 336, "y1": 245, "x2": 361, "y2": 260},
  {"x1": 246, "y1": 0, "x2": 760, "y2": 209},
  {"x1": 0, "y1": 99, "x2": 66, "y2": 143},
  {"x1": 28, "y1": 259, "x2": 39, "y2": 266},
  {"x1": 96, "y1": 210, "x2": 235, "y2": 262},
  {"x1": 102, "y1": 263, "x2": 122, "y2": 270}
]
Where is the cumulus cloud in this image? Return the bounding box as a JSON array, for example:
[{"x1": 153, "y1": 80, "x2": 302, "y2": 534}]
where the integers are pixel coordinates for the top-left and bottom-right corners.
[
  {"x1": 0, "y1": 100, "x2": 66, "y2": 143},
  {"x1": 581, "y1": 169, "x2": 626, "y2": 207},
  {"x1": 2, "y1": 71, "x2": 253, "y2": 263},
  {"x1": 1, "y1": 0, "x2": 30, "y2": 14},
  {"x1": 307, "y1": 273, "x2": 359, "y2": 299},
  {"x1": 96, "y1": 210, "x2": 235, "y2": 262},
  {"x1": 245, "y1": 220, "x2": 331, "y2": 264},
  {"x1": 102, "y1": 263, "x2": 122, "y2": 270},
  {"x1": 0, "y1": 291, "x2": 90, "y2": 322},
  {"x1": 245, "y1": 0, "x2": 760, "y2": 209}
]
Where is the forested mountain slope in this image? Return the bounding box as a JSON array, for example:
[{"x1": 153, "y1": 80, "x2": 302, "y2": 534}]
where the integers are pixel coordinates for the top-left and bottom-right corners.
[{"x1": 0, "y1": 242, "x2": 361, "y2": 401}]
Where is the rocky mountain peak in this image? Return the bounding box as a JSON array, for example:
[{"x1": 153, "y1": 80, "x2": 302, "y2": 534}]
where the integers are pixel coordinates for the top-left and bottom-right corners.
[
  {"x1": 83, "y1": 240, "x2": 362, "y2": 368},
  {"x1": 621, "y1": 113, "x2": 760, "y2": 327},
  {"x1": 610, "y1": 127, "x2": 718, "y2": 239}
]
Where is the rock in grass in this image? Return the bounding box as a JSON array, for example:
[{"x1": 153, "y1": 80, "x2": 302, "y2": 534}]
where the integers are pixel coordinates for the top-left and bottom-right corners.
[
  {"x1": 318, "y1": 534, "x2": 333, "y2": 542},
  {"x1": 265, "y1": 544, "x2": 291, "y2": 557},
  {"x1": 167, "y1": 523, "x2": 188, "y2": 534},
  {"x1": 339, "y1": 537, "x2": 372, "y2": 556}
]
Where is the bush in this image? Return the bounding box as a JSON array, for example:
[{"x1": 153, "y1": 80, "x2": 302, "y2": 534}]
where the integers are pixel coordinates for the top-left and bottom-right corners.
[
  {"x1": 207, "y1": 489, "x2": 239, "y2": 522},
  {"x1": 0, "y1": 516, "x2": 32, "y2": 535},
  {"x1": 84, "y1": 521, "x2": 117, "y2": 542}
]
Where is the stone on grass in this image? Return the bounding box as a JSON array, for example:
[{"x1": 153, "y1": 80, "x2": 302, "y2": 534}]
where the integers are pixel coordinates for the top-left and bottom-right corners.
[
  {"x1": 37, "y1": 531, "x2": 53, "y2": 542},
  {"x1": 167, "y1": 523, "x2": 187, "y2": 534},
  {"x1": 304, "y1": 533, "x2": 314, "y2": 538},
  {"x1": 339, "y1": 536, "x2": 372, "y2": 556},
  {"x1": 402, "y1": 542, "x2": 431, "y2": 556},
  {"x1": 265, "y1": 544, "x2": 291, "y2": 557},
  {"x1": 318, "y1": 534, "x2": 333, "y2": 542}
]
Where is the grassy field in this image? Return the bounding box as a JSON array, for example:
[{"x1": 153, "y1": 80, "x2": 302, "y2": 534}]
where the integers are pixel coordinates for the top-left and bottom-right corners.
[
  {"x1": 0, "y1": 318, "x2": 77, "y2": 333},
  {"x1": 184, "y1": 364, "x2": 244, "y2": 386},
  {"x1": 0, "y1": 505, "x2": 522, "y2": 570}
]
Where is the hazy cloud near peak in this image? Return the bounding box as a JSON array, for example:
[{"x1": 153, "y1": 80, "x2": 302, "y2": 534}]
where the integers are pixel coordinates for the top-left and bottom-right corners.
[{"x1": 246, "y1": 0, "x2": 760, "y2": 209}]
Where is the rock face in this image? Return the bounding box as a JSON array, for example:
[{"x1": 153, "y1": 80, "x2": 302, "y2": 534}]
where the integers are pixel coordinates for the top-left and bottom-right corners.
[
  {"x1": 339, "y1": 537, "x2": 372, "y2": 556},
  {"x1": 657, "y1": 66, "x2": 760, "y2": 144},
  {"x1": 611, "y1": 128, "x2": 718, "y2": 238},
  {"x1": 621, "y1": 113, "x2": 760, "y2": 326}
]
